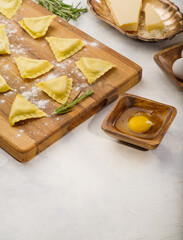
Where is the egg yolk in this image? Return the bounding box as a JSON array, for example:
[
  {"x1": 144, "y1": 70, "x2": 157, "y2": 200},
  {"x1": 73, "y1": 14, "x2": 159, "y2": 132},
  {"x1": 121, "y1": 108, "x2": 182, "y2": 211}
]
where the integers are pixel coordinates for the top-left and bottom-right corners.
[{"x1": 128, "y1": 115, "x2": 152, "y2": 133}]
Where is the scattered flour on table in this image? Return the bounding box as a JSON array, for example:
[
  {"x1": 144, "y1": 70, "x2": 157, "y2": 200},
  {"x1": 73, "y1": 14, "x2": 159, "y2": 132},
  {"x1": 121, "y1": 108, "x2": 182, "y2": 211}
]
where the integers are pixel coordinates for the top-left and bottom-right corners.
[
  {"x1": 36, "y1": 73, "x2": 59, "y2": 83},
  {"x1": 66, "y1": 59, "x2": 73, "y2": 64},
  {"x1": 55, "y1": 63, "x2": 64, "y2": 68},
  {"x1": 4, "y1": 64, "x2": 10, "y2": 70},
  {"x1": 1, "y1": 19, "x2": 8, "y2": 24},
  {"x1": 17, "y1": 44, "x2": 23, "y2": 49},
  {"x1": 10, "y1": 43, "x2": 27, "y2": 54},
  {"x1": 75, "y1": 86, "x2": 80, "y2": 91},
  {"x1": 4, "y1": 91, "x2": 13, "y2": 96},
  {"x1": 51, "y1": 59, "x2": 73, "y2": 69},
  {"x1": 7, "y1": 29, "x2": 17, "y2": 37},
  {"x1": 44, "y1": 73, "x2": 59, "y2": 81},
  {"x1": 75, "y1": 82, "x2": 88, "y2": 91},
  {"x1": 80, "y1": 83, "x2": 88, "y2": 88},
  {"x1": 20, "y1": 86, "x2": 25, "y2": 90},
  {"x1": 21, "y1": 87, "x2": 50, "y2": 109},
  {"x1": 11, "y1": 48, "x2": 26, "y2": 54},
  {"x1": 16, "y1": 134, "x2": 21, "y2": 138},
  {"x1": 83, "y1": 40, "x2": 99, "y2": 47},
  {"x1": 90, "y1": 42, "x2": 99, "y2": 47},
  {"x1": 77, "y1": 72, "x2": 83, "y2": 77},
  {"x1": 41, "y1": 42, "x2": 47, "y2": 47},
  {"x1": 97, "y1": 81, "x2": 102, "y2": 87},
  {"x1": 69, "y1": 67, "x2": 85, "y2": 78},
  {"x1": 35, "y1": 99, "x2": 50, "y2": 109},
  {"x1": 21, "y1": 86, "x2": 40, "y2": 100},
  {"x1": 19, "y1": 129, "x2": 24, "y2": 133},
  {"x1": 82, "y1": 40, "x2": 88, "y2": 45},
  {"x1": 0, "y1": 21, "x2": 96, "y2": 115}
]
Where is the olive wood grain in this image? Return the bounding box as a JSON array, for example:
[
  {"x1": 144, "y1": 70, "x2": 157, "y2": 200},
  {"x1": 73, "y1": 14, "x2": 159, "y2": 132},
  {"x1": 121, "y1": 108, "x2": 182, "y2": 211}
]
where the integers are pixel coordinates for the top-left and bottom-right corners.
[
  {"x1": 102, "y1": 94, "x2": 177, "y2": 150},
  {"x1": 154, "y1": 43, "x2": 183, "y2": 90}
]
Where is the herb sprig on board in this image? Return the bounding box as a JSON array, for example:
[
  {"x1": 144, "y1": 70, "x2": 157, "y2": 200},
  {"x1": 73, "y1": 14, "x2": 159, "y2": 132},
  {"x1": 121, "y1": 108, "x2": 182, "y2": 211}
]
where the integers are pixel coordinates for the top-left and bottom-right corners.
[
  {"x1": 53, "y1": 90, "x2": 94, "y2": 115},
  {"x1": 35, "y1": 0, "x2": 88, "y2": 21}
]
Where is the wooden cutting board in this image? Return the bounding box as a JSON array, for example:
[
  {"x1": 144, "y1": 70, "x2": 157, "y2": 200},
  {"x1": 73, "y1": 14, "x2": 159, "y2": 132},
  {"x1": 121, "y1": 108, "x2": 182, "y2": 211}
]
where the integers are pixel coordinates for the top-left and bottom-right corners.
[{"x1": 0, "y1": 0, "x2": 142, "y2": 162}]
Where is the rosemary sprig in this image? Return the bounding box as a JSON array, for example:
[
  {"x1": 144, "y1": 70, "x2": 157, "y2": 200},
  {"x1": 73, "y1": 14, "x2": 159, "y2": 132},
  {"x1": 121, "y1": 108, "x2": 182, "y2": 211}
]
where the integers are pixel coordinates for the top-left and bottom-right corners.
[
  {"x1": 53, "y1": 89, "x2": 94, "y2": 115},
  {"x1": 35, "y1": 0, "x2": 88, "y2": 21}
]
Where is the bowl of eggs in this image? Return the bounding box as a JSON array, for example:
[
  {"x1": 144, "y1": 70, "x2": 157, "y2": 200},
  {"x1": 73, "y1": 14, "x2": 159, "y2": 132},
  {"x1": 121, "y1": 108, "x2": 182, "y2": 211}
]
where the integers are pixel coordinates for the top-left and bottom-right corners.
[
  {"x1": 154, "y1": 43, "x2": 183, "y2": 89},
  {"x1": 102, "y1": 93, "x2": 177, "y2": 150}
]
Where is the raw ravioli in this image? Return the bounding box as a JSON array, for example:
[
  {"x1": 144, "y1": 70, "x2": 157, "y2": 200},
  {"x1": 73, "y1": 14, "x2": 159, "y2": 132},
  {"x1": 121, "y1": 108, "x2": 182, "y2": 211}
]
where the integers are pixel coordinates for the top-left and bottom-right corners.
[
  {"x1": 0, "y1": 24, "x2": 10, "y2": 54},
  {"x1": 14, "y1": 57, "x2": 54, "y2": 79},
  {"x1": 37, "y1": 75, "x2": 73, "y2": 104},
  {"x1": 46, "y1": 37, "x2": 84, "y2": 62},
  {"x1": 19, "y1": 15, "x2": 56, "y2": 39},
  {"x1": 0, "y1": 0, "x2": 22, "y2": 19},
  {"x1": 9, "y1": 94, "x2": 46, "y2": 126},
  {"x1": 76, "y1": 57, "x2": 115, "y2": 84},
  {"x1": 0, "y1": 74, "x2": 12, "y2": 92}
]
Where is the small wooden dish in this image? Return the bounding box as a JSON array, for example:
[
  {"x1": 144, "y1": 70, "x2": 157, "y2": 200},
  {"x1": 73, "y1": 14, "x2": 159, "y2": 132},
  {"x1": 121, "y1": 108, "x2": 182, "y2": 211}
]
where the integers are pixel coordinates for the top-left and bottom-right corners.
[
  {"x1": 154, "y1": 43, "x2": 183, "y2": 90},
  {"x1": 102, "y1": 94, "x2": 177, "y2": 150},
  {"x1": 87, "y1": 0, "x2": 183, "y2": 42}
]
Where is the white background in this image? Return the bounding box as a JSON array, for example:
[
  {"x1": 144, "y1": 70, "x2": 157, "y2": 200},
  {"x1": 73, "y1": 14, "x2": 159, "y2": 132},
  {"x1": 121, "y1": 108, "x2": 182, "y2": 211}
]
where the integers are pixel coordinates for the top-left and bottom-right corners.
[{"x1": 0, "y1": 0, "x2": 183, "y2": 239}]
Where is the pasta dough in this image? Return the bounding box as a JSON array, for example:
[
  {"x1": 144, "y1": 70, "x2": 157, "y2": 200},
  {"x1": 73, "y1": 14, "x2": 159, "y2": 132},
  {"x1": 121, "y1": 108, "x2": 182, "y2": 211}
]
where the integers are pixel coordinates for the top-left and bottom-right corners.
[
  {"x1": 14, "y1": 57, "x2": 54, "y2": 79},
  {"x1": 0, "y1": 74, "x2": 12, "y2": 92},
  {"x1": 37, "y1": 75, "x2": 73, "y2": 104},
  {"x1": 0, "y1": 24, "x2": 10, "y2": 54},
  {"x1": 0, "y1": 0, "x2": 22, "y2": 19},
  {"x1": 46, "y1": 37, "x2": 84, "y2": 62},
  {"x1": 9, "y1": 94, "x2": 46, "y2": 126},
  {"x1": 76, "y1": 57, "x2": 115, "y2": 84},
  {"x1": 19, "y1": 15, "x2": 56, "y2": 39}
]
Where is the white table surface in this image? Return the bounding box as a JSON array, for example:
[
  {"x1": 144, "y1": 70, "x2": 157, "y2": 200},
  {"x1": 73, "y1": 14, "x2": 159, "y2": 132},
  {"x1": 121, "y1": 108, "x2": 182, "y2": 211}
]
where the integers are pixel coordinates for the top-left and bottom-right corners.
[{"x1": 0, "y1": 1, "x2": 183, "y2": 239}]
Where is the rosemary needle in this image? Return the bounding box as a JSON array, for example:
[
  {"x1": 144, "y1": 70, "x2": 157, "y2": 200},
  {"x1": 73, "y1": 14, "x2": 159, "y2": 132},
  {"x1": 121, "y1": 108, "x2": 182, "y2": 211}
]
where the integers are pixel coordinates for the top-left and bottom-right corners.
[
  {"x1": 53, "y1": 89, "x2": 94, "y2": 115},
  {"x1": 35, "y1": 0, "x2": 88, "y2": 21}
]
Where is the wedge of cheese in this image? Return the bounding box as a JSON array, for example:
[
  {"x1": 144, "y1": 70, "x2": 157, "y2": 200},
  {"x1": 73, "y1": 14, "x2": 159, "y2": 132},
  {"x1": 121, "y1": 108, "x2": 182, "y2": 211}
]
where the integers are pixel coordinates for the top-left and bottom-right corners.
[
  {"x1": 105, "y1": 0, "x2": 142, "y2": 31},
  {"x1": 144, "y1": 3, "x2": 164, "y2": 31}
]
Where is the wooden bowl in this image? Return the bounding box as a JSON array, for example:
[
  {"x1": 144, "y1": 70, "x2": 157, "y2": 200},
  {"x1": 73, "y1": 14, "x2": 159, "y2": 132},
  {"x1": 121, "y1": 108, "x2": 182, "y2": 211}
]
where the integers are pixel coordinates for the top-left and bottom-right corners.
[
  {"x1": 87, "y1": 0, "x2": 183, "y2": 42},
  {"x1": 154, "y1": 43, "x2": 183, "y2": 90},
  {"x1": 102, "y1": 94, "x2": 177, "y2": 150}
]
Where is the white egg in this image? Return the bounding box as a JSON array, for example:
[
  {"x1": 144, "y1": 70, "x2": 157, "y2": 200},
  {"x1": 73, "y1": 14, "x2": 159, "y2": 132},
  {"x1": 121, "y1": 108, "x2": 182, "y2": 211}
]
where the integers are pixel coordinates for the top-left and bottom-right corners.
[{"x1": 172, "y1": 58, "x2": 183, "y2": 80}]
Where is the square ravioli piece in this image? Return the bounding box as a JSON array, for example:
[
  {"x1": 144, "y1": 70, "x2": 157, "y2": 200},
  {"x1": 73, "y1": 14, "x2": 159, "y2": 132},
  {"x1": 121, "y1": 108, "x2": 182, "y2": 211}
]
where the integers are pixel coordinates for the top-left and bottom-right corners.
[
  {"x1": 0, "y1": 0, "x2": 22, "y2": 19},
  {"x1": 46, "y1": 37, "x2": 85, "y2": 62},
  {"x1": 0, "y1": 24, "x2": 10, "y2": 54},
  {"x1": 9, "y1": 94, "x2": 46, "y2": 126},
  {"x1": 37, "y1": 75, "x2": 73, "y2": 104},
  {"x1": 0, "y1": 74, "x2": 12, "y2": 92},
  {"x1": 19, "y1": 15, "x2": 56, "y2": 39},
  {"x1": 14, "y1": 57, "x2": 54, "y2": 79},
  {"x1": 76, "y1": 57, "x2": 115, "y2": 84}
]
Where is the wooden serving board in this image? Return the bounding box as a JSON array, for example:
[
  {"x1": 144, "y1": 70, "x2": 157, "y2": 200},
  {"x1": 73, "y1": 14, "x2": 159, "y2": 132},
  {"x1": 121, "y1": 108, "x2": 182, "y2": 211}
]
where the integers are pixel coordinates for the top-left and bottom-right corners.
[{"x1": 0, "y1": 0, "x2": 142, "y2": 162}]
